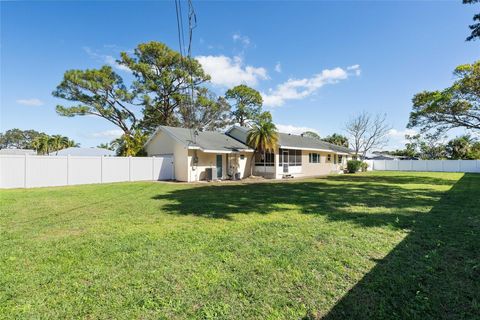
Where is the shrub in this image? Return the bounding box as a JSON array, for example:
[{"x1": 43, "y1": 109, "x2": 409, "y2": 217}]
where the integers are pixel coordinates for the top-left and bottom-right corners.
[
  {"x1": 347, "y1": 160, "x2": 363, "y2": 173},
  {"x1": 360, "y1": 161, "x2": 369, "y2": 172}
]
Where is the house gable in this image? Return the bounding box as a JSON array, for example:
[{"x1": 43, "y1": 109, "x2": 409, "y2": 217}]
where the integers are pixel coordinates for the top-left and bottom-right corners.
[{"x1": 145, "y1": 130, "x2": 177, "y2": 156}]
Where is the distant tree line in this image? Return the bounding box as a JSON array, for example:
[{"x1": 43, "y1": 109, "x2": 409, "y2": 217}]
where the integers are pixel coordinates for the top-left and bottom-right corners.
[
  {"x1": 0, "y1": 128, "x2": 79, "y2": 155},
  {"x1": 378, "y1": 134, "x2": 480, "y2": 160},
  {"x1": 301, "y1": 131, "x2": 350, "y2": 148}
]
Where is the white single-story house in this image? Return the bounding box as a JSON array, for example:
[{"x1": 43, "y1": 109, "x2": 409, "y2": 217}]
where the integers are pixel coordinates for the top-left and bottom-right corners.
[
  {"x1": 145, "y1": 126, "x2": 254, "y2": 182},
  {"x1": 144, "y1": 125, "x2": 354, "y2": 182}
]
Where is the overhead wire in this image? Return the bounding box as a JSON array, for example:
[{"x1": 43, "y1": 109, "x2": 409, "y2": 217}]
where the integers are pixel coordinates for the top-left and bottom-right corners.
[{"x1": 174, "y1": 0, "x2": 198, "y2": 142}]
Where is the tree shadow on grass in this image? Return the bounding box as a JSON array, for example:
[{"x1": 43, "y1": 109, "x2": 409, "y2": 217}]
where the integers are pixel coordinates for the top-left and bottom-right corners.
[
  {"x1": 324, "y1": 173, "x2": 460, "y2": 186},
  {"x1": 152, "y1": 175, "x2": 444, "y2": 229},
  {"x1": 153, "y1": 173, "x2": 480, "y2": 318},
  {"x1": 320, "y1": 173, "x2": 480, "y2": 319}
]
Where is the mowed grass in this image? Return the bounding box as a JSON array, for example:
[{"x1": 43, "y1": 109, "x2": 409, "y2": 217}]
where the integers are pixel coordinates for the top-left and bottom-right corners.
[{"x1": 0, "y1": 171, "x2": 479, "y2": 319}]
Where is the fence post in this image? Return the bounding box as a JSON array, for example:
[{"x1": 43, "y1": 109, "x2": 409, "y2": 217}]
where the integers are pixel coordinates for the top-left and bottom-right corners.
[
  {"x1": 128, "y1": 156, "x2": 132, "y2": 181},
  {"x1": 458, "y1": 160, "x2": 461, "y2": 172},
  {"x1": 441, "y1": 160, "x2": 445, "y2": 172},
  {"x1": 24, "y1": 154, "x2": 28, "y2": 188},
  {"x1": 410, "y1": 160, "x2": 413, "y2": 171},
  {"x1": 100, "y1": 156, "x2": 104, "y2": 183},
  {"x1": 151, "y1": 156, "x2": 155, "y2": 181},
  {"x1": 67, "y1": 155, "x2": 70, "y2": 185}
]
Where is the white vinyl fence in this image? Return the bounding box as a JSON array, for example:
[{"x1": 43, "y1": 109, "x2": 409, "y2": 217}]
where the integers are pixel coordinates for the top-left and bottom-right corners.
[
  {"x1": 365, "y1": 160, "x2": 480, "y2": 173},
  {"x1": 0, "y1": 155, "x2": 174, "y2": 189}
]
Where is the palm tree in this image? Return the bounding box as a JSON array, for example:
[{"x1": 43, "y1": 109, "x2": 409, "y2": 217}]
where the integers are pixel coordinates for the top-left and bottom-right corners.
[
  {"x1": 114, "y1": 131, "x2": 147, "y2": 156},
  {"x1": 32, "y1": 134, "x2": 51, "y2": 155},
  {"x1": 66, "y1": 139, "x2": 80, "y2": 148},
  {"x1": 97, "y1": 142, "x2": 114, "y2": 151},
  {"x1": 50, "y1": 135, "x2": 69, "y2": 155},
  {"x1": 247, "y1": 119, "x2": 278, "y2": 175}
]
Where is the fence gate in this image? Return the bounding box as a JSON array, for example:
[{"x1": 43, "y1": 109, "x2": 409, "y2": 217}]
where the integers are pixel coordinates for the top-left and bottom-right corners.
[{"x1": 155, "y1": 155, "x2": 174, "y2": 180}]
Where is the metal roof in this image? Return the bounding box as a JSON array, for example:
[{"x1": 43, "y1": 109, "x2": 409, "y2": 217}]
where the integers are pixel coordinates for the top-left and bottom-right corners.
[{"x1": 155, "y1": 126, "x2": 253, "y2": 153}]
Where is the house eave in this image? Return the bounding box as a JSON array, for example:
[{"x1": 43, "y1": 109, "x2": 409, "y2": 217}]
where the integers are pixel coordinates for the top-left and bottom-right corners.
[
  {"x1": 279, "y1": 145, "x2": 353, "y2": 155},
  {"x1": 195, "y1": 148, "x2": 254, "y2": 154}
]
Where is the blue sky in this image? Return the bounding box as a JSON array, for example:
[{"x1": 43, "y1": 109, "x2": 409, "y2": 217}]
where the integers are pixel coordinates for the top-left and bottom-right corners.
[{"x1": 1, "y1": 1, "x2": 478, "y2": 149}]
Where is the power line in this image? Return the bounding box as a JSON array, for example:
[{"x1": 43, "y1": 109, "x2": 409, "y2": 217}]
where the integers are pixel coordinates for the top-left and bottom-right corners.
[{"x1": 174, "y1": 0, "x2": 198, "y2": 140}]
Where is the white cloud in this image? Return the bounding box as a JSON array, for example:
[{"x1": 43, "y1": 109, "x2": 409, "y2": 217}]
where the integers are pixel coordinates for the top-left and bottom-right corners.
[
  {"x1": 232, "y1": 33, "x2": 251, "y2": 46},
  {"x1": 387, "y1": 128, "x2": 417, "y2": 138},
  {"x1": 274, "y1": 62, "x2": 282, "y2": 73},
  {"x1": 83, "y1": 47, "x2": 130, "y2": 72},
  {"x1": 103, "y1": 55, "x2": 131, "y2": 72},
  {"x1": 347, "y1": 64, "x2": 361, "y2": 76},
  {"x1": 16, "y1": 98, "x2": 44, "y2": 106},
  {"x1": 89, "y1": 129, "x2": 123, "y2": 139},
  {"x1": 385, "y1": 128, "x2": 418, "y2": 149},
  {"x1": 262, "y1": 65, "x2": 360, "y2": 107},
  {"x1": 196, "y1": 55, "x2": 268, "y2": 87},
  {"x1": 276, "y1": 124, "x2": 319, "y2": 136}
]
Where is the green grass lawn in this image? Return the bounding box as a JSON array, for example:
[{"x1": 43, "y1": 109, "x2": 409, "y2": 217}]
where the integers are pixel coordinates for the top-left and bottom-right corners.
[{"x1": 1, "y1": 171, "x2": 479, "y2": 319}]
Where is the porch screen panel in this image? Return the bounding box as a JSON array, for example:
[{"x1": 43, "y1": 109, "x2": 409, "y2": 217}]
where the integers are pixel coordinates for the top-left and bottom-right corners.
[
  {"x1": 279, "y1": 148, "x2": 302, "y2": 166},
  {"x1": 255, "y1": 152, "x2": 274, "y2": 166}
]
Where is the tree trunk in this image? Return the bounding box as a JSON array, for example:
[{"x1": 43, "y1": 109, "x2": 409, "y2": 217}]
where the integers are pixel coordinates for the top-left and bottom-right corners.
[
  {"x1": 264, "y1": 149, "x2": 266, "y2": 174},
  {"x1": 249, "y1": 151, "x2": 255, "y2": 177}
]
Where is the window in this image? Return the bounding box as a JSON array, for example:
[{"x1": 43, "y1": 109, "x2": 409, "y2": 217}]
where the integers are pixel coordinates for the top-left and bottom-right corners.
[
  {"x1": 278, "y1": 148, "x2": 302, "y2": 166},
  {"x1": 240, "y1": 155, "x2": 245, "y2": 160},
  {"x1": 309, "y1": 153, "x2": 320, "y2": 163},
  {"x1": 338, "y1": 155, "x2": 343, "y2": 163},
  {"x1": 327, "y1": 154, "x2": 331, "y2": 162},
  {"x1": 255, "y1": 152, "x2": 274, "y2": 166}
]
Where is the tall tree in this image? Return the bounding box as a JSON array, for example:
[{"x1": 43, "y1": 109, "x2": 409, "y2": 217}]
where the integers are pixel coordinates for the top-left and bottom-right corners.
[
  {"x1": 302, "y1": 131, "x2": 320, "y2": 139},
  {"x1": 119, "y1": 41, "x2": 210, "y2": 133},
  {"x1": 247, "y1": 119, "x2": 278, "y2": 175},
  {"x1": 464, "y1": 0, "x2": 480, "y2": 41},
  {"x1": 110, "y1": 131, "x2": 148, "y2": 156},
  {"x1": 32, "y1": 134, "x2": 52, "y2": 155},
  {"x1": 0, "y1": 129, "x2": 44, "y2": 149},
  {"x1": 405, "y1": 133, "x2": 447, "y2": 160},
  {"x1": 53, "y1": 66, "x2": 140, "y2": 155},
  {"x1": 344, "y1": 112, "x2": 391, "y2": 158},
  {"x1": 49, "y1": 135, "x2": 69, "y2": 155},
  {"x1": 408, "y1": 61, "x2": 480, "y2": 134},
  {"x1": 179, "y1": 88, "x2": 233, "y2": 131},
  {"x1": 225, "y1": 85, "x2": 263, "y2": 126},
  {"x1": 445, "y1": 135, "x2": 477, "y2": 159},
  {"x1": 322, "y1": 133, "x2": 349, "y2": 147}
]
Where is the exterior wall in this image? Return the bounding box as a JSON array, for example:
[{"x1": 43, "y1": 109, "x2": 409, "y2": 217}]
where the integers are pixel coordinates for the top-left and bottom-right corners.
[
  {"x1": 188, "y1": 150, "x2": 217, "y2": 181},
  {"x1": 145, "y1": 131, "x2": 188, "y2": 182},
  {"x1": 299, "y1": 151, "x2": 340, "y2": 177},
  {"x1": 174, "y1": 143, "x2": 188, "y2": 182},
  {"x1": 229, "y1": 152, "x2": 252, "y2": 179},
  {"x1": 145, "y1": 131, "x2": 175, "y2": 155},
  {"x1": 187, "y1": 150, "x2": 252, "y2": 182}
]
